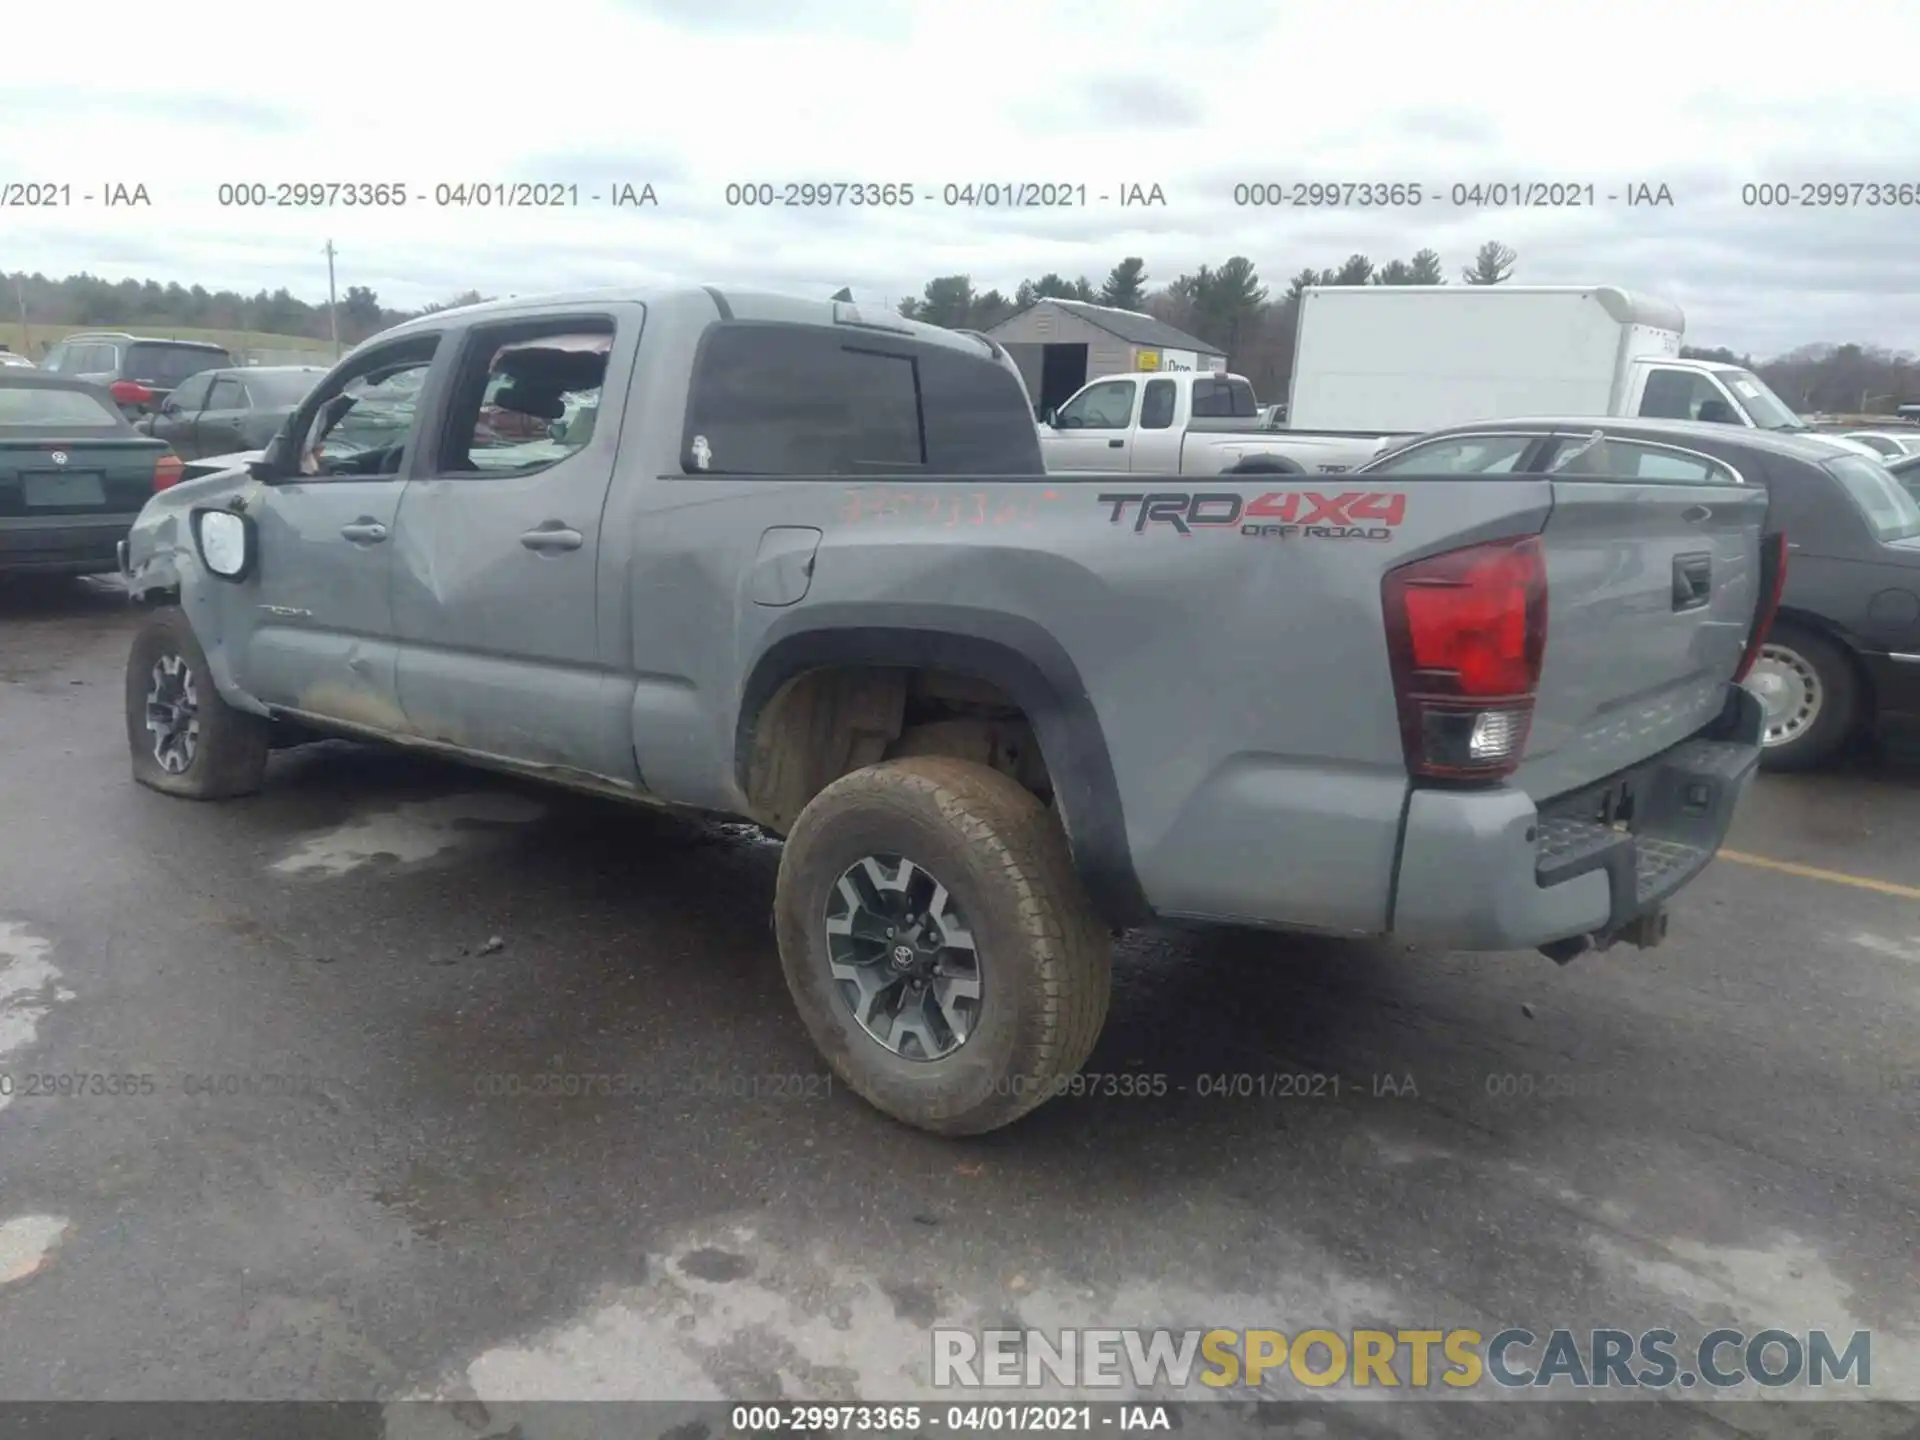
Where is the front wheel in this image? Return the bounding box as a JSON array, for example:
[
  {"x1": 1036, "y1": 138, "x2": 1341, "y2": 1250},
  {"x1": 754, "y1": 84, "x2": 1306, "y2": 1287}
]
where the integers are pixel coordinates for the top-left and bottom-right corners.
[
  {"x1": 773, "y1": 757, "x2": 1112, "y2": 1135},
  {"x1": 1746, "y1": 623, "x2": 1860, "y2": 772},
  {"x1": 125, "y1": 607, "x2": 271, "y2": 799}
]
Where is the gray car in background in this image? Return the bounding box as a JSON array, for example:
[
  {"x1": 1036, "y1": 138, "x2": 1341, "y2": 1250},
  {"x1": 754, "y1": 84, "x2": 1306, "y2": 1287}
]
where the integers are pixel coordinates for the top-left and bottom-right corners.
[{"x1": 137, "y1": 365, "x2": 326, "y2": 461}]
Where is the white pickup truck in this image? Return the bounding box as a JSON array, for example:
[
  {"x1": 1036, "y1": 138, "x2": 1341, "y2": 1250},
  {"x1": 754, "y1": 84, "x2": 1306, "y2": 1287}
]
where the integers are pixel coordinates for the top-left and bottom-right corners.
[
  {"x1": 1044, "y1": 286, "x2": 1872, "y2": 476},
  {"x1": 1039, "y1": 371, "x2": 1395, "y2": 476}
]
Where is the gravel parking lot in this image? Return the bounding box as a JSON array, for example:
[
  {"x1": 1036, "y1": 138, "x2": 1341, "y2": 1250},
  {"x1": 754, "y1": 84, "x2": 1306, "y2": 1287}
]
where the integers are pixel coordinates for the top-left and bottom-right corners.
[{"x1": 0, "y1": 576, "x2": 1916, "y2": 1436}]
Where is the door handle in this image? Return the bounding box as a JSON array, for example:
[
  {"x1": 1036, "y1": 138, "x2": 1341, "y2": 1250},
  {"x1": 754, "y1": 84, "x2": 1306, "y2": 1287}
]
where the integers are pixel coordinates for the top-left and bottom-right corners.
[
  {"x1": 1672, "y1": 552, "x2": 1711, "y2": 611},
  {"x1": 1107, "y1": 438, "x2": 1124, "y2": 448},
  {"x1": 520, "y1": 524, "x2": 584, "y2": 553},
  {"x1": 339, "y1": 520, "x2": 388, "y2": 544}
]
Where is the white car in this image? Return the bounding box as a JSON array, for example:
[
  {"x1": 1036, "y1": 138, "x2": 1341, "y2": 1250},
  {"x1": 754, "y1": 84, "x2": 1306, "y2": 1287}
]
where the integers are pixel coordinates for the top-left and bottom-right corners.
[
  {"x1": 1838, "y1": 429, "x2": 1920, "y2": 459},
  {"x1": 0, "y1": 352, "x2": 35, "y2": 368}
]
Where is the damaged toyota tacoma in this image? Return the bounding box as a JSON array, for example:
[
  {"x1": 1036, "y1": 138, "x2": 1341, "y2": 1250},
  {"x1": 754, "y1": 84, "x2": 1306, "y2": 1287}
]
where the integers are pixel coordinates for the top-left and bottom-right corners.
[{"x1": 119, "y1": 286, "x2": 1781, "y2": 1135}]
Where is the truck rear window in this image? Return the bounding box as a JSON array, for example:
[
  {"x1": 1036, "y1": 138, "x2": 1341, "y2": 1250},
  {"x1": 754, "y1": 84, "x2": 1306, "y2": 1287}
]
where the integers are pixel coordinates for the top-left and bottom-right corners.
[
  {"x1": 125, "y1": 344, "x2": 230, "y2": 387},
  {"x1": 684, "y1": 322, "x2": 1041, "y2": 475},
  {"x1": 1191, "y1": 377, "x2": 1257, "y2": 419}
]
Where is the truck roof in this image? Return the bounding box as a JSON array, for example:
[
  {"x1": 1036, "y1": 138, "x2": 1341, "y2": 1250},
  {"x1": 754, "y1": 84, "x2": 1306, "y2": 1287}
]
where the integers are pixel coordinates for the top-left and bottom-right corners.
[
  {"x1": 376, "y1": 286, "x2": 1000, "y2": 359},
  {"x1": 1299, "y1": 284, "x2": 1685, "y2": 333}
]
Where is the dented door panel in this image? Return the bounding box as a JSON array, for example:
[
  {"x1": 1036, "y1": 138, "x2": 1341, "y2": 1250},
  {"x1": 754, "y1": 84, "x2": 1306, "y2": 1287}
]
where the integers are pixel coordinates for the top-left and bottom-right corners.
[
  {"x1": 240, "y1": 477, "x2": 409, "y2": 731},
  {"x1": 388, "y1": 308, "x2": 643, "y2": 786}
]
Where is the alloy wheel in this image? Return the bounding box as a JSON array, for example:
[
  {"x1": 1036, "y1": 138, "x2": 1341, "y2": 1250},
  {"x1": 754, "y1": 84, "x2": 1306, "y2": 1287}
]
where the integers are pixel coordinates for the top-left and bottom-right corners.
[
  {"x1": 144, "y1": 653, "x2": 201, "y2": 773},
  {"x1": 822, "y1": 854, "x2": 982, "y2": 1061}
]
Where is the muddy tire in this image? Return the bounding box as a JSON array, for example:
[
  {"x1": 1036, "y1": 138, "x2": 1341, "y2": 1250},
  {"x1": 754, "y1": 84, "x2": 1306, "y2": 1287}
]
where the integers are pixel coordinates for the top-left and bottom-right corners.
[
  {"x1": 1749, "y1": 623, "x2": 1860, "y2": 773},
  {"x1": 125, "y1": 607, "x2": 271, "y2": 799},
  {"x1": 774, "y1": 756, "x2": 1112, "y2": 1136}
]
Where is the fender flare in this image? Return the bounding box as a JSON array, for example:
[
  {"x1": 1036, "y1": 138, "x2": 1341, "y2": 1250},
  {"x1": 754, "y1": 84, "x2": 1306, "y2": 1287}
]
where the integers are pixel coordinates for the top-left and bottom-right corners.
[
  {"x1": 737, "y1": 604, "x2": 1149, "y2": 927},
  {"x1": 1226, "y1": 453, "x2": 1305, "y2": 475}
]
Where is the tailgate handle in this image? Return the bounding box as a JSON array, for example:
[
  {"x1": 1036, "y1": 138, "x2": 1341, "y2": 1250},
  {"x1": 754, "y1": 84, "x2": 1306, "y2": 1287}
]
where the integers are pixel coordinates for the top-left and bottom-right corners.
[
  {"x1": 1673, "y1": 552, "x2": 1712, "y2": 611},
  {"x1": 1681, "y1": 504, "x2": 1712, "y2": 523}
]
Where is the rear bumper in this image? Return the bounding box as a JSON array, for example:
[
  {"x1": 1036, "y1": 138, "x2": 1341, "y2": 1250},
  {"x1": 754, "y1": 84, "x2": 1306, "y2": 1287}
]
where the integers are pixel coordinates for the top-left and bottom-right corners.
[
  {"x1": 0, "y1": 514, "x2": 140, "y2": 574},
  {"x1": 1389, "y1": 685, "x2": 1764, "y2": 952}
]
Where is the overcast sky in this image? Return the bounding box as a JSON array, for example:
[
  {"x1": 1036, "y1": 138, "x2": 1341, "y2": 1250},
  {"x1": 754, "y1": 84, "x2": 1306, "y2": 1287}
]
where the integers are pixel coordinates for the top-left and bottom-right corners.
[{"x1": 8, "y1": 0, "x2": 1920, "y2": 359}]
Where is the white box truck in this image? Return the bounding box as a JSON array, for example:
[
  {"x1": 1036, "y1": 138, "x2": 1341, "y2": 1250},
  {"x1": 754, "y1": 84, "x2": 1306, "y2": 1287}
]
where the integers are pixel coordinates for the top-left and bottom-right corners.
[{"x1": 1286, "y1": 284, "x2": 1835, "y2": 442}]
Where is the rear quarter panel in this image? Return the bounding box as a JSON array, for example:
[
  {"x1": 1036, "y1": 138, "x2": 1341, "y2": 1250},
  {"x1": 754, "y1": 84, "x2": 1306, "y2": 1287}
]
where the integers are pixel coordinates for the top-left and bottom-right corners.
[{"x1": 609, "y1": 437, "x2": 1554, "y2": 933}]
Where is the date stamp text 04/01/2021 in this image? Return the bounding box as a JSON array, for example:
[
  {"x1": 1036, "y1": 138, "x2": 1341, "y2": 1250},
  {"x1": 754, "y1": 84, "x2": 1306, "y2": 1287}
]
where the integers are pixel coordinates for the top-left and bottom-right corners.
[
  {"x1": 10, "y1": 178, "x2": 1920, "y2": 210},
  {"x1": 8, "y1": 179, "x2": 1920, "y2": 210}
]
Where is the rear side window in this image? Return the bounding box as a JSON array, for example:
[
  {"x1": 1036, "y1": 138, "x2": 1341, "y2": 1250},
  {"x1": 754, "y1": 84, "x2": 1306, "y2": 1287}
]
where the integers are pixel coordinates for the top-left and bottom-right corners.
[
  {"x1": 1826, "y1": 455, "x2": 1920, "y2": 542},
  {"x1": 1368, "y1": 434, "x2": 1535, "y2": 475},
  {"x1": 1192, "y1": 377, "x2": 1257, "y2": 419},
  {"x1": 1547, "y1": 437, "x2": 1743, "y2": 485},
  {"x1": 917, "y1": 345, "x2": 1043, "y2": 472},
  {"x1": 685, "y1": 323, "x2": 1041, "y2": 475},
  {"x1": 125, "y1": 344, "x2": 229, "y2": 387},
  {"x1": 0, "y1": 383, "x2": 127, "y2": 431}
]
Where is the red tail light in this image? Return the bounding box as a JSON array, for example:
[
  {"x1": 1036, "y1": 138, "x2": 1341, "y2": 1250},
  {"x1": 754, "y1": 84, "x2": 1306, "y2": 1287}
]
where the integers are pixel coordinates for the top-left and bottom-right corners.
[
  {"x1": 110, "y1": 380, "x2": 155, "y2": 406},
  {"x1": 153, "y1": 453, "x2": 184, "y2": 491},
  {"x1": 1731, "y1": 532, "x2": 1789, "y2": 685},
  {"x1": 1383, "y1": 535, "x2": 1548, "y2": 780}
]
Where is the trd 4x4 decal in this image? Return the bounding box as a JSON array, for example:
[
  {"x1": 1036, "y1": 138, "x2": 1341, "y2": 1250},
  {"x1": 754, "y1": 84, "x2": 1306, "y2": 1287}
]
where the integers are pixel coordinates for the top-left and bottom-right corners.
[{"x1": 1096, "y1": 490, "x2": 1407, "y2": 541}]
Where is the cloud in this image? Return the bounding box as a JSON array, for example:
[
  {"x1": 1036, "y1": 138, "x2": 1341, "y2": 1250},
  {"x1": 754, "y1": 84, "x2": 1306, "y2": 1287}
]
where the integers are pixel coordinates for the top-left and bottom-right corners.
[
  {"x1": 8, "y1": 0, "x2": 1920, "y2": 357},
  {"x1": 0, "y1": 87, "x2": 296, "y2": 133},
  {"x1": 611, "y1": 0, "x2": 918, "y2": 36},
  {"x1": 1016, "y1": 75, "x2": 1208, "y2": 134}
]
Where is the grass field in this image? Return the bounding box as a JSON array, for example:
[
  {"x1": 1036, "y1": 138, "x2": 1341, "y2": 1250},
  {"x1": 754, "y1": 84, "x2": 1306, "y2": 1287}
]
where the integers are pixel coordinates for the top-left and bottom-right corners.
[{"x1": 5, "y1": 322, "x2": 335, "y2": 363}]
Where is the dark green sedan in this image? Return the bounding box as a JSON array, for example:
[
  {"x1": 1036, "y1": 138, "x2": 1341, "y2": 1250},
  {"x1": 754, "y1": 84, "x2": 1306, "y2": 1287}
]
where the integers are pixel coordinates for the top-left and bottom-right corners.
[{"x1": 1, "y1": 372, "x2": 181, "y2": 575}]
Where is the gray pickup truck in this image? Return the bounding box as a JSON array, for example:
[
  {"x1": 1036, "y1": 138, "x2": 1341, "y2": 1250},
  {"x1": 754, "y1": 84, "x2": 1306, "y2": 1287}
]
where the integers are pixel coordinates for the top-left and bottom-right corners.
[{"x1": 120, "y1": 286, "x2": 1779, "y2": 1135}]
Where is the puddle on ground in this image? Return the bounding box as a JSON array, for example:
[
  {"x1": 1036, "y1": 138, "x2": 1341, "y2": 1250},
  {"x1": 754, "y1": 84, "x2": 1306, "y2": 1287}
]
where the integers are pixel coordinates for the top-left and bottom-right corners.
[
  {"x1": 0, "y1": 1214, "x2": 70, "y2": 1285},
  {"x1": 0, "y1": 921, "x2": 66, "y2": 1110},
  {"x1": 270, "y1": 794, "x2": 549, "y2": 878}
]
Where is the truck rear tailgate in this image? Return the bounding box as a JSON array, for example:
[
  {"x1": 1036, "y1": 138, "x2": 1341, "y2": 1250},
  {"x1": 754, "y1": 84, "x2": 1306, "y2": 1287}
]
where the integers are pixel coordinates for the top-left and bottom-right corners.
[{"x1": 1519, "y1": 478, "x2": 1769, "y2": 800}]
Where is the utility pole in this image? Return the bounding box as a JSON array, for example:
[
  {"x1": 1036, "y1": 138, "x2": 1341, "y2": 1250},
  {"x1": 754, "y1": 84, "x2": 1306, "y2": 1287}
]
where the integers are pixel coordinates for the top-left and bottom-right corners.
[
  {"x1": 12, "y1": 272, "x2": 27, "y2": 355},
  {"x1": 323, "y1": 239, "x2": 341, "y2": 359}
]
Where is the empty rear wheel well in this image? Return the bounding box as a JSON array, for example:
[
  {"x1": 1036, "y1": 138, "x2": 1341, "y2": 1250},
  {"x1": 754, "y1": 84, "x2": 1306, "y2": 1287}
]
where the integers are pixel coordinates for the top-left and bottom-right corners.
[
  {"x1": 734, "y1": 618, "x2": 1151, "y2": 927},
  {"x1": 739, "y1": 665, "x2": 1053, "y2": 835}
]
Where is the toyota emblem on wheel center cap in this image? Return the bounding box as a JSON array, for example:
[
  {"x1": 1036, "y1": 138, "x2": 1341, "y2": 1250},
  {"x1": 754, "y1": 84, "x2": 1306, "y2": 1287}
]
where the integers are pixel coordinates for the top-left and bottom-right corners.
[{"x1": 890, "y1": 943, "x2": 916, "y2": 970}]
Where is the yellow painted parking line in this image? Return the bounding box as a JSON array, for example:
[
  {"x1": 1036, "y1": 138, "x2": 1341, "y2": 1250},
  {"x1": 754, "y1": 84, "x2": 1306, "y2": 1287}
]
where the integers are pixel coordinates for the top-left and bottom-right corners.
[{"x1": 1717, "y1": 849, "x2": 1920, "y2": 901}]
